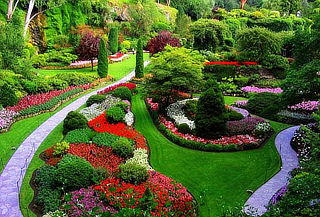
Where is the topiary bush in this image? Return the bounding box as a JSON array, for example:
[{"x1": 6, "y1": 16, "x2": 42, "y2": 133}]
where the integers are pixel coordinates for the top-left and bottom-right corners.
[
  {"x1": 97, "y1": 36, "x2": 109, "y2": 78},
  {"x1": 106, "y1": 106, "x2": 125, "y2": 123},
  {"x1": 118, "y1": 162, "x2": 149, "y2": 185},
  {"x1": 63, "y1": 111, "x2": 88, "y2": 135},
  {"x1": 111, "y1": 137, "x2": 134, "y2": 159},
  {"x1": 247, "y1": 92, "x2": 283, "y2": 119},
  {"x1": 64, "y1": 129, "x2": 94, "y2": 144},
  {"x1": 177, "y1": 123, "x2": 192, "y2": 134},
  {"x1": 109, "y1": 27, "x2": 119, "y2": 54},
  {"x1": 86, "y1": 94, "x2": 106, "y2": 107},
  {"x1": 92, "y1": 132, "x2": 119, "y2": 147},
  {"x1": 55, "y1": 154, "x2": 95, "y2": 191},
  {"x1": 135, "y1": 38, "x2": 144, "y2": 78},
  {"x1": 111, "y1": 86, "x2": 132, "y2": 101}
]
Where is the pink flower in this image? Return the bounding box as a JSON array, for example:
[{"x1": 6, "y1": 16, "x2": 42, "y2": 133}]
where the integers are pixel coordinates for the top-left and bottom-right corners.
[{"x1": 241, "y1": 86, "x2": 283, "y2": 94}]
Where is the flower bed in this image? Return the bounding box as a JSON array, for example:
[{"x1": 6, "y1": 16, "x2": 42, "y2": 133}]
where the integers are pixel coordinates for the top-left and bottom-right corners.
[
  {"x1": 68, "y1": 143, "x2": 124, "y2": 174},
  {"x1": 288, "y1": 101, "x2": 320, "y2": 113},
  {"x1": 0, "y1": 109, "x2": 18, "y2": 132},
  {"x1": 241, "y1": 86, "x2": 283, "y2": 94},
  {"x1": 234, "y1": 100, "x2": 248, "y2": 108},
  {"x1": 98, "y1": 83, "x2": 136, "y2": 95},
  {"x1": 126, "y1": 148, "x2": 152, "y2": 170},
  {"x1": 277, "y1": 110, "x2": 315, "y2": 124},
  {"x1": 205, "y1": 61, "x2": 258, "y2": 66},
  {"x1": 226, "y1": 117, "x2": 265, "y2": 135}
]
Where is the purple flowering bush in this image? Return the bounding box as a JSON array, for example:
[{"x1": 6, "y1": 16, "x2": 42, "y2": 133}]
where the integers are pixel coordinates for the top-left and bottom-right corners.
[
  {"x1": 241, "y1": 86, "x2": 283, "y2": 94},
  {"x1": 288, "y1": 101, "x2": 320, "y2": 113},
  {"x1": 234, "y1": 100, "x2": 248, "y2": 108},
  {"x1": 0, "y1": 109, "x2": 18, "y2": 131},
  {"x1": 269, "y1": 185, "x2": 288, "y2": 206},
  {"x1": 226, "y1": 117, "x2": 265, "y2": 135},
  {"x1": 65, "y1": 187, "x2": 117, "y2": 217}
]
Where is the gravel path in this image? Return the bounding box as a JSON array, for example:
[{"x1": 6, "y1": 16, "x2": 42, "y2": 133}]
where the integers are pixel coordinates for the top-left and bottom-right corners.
[
  {"x1": 0, "y1": 62, "x2": 150, "y2": 217},
  {"x1": 244, "y1": 126, "x2": 300, "y2": 216}
]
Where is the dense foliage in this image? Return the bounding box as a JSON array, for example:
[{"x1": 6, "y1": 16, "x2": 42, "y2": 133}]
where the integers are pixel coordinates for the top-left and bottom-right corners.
[
  {"x1": 63, "y1": 111, "x2": 88, "y2": 134},
  {"x1": 147, "y1": 31, "x2": 181, "y2": 55},
  {"x1": 135, "y1": 38, "x2": 144, "y2": 78},
  {"x1": 97, "y1": 36, "x2": 109, "y2": 78}
]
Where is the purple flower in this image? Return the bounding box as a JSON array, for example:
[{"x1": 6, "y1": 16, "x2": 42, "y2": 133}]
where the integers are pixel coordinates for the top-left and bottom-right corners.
[
  {"x1": 270, "y1": 185, "x2": 288, "y2": 206},
  {"x1": 288, "y1": 101, "x2": 320, "y2": 112},
  {"x1": 0, "y1": 109, "x2": 18, "y2": 131},
  {"x1": 241, "y1": 86, "x2": 283, "y2": 94},
  {"x1": 227, "y1": 117, "x2": 265, "y2": 135}
]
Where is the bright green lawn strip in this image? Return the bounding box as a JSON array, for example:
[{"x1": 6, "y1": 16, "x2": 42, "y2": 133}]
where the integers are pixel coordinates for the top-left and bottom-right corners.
[
  {"x1": 132, "y1": 94, "x2": 291, "y2": 217},
  {"x1": 37, "y1": 53, "x2": 150, "y2": 80},
  {"x1": 20, "y1": 123, "x2": 64, "y2": 217}
]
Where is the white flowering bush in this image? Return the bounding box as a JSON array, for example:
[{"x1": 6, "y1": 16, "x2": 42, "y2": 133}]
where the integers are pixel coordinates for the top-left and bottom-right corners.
[
  {"x1": 126, "y1": 148, "x2": 152, "y2": 171},
  {"x1": 253, "y1": 122, "x2": 272, "y2": 138},
  {"x1": 80, "y1": 95, "x2": 121, "y2": 120},
  {"x1": 0, "y1": 109, "x2": 18, "y2": 131},
  {"x1": 167, "y1": 99, "x2": 196, "y2": 130},
  {"x1": 125, "y1": 111, "x2": 134, "y2": 126},
  {"x1": 42, "y1": 210, "x2": 68, "y2": 217}
]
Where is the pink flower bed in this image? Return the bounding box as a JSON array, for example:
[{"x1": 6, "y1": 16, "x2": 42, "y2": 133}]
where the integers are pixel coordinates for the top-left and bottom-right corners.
[
  {"x1": 98, "y1": 83, "x2": 136, "y2": 95},
  {"x1": 0, "y1": 109, "x2": 18, "y2": 131},
  {"x1": 288, "y1": 101, "x2": 320, "y2": 112},
  {"x1": 146, "y1": 98, "x2": 159, "y2": 111},
  {"x1": 234, "y1": 100, "x2": 248, "y2": 107},
  {"x1": 160, "y1": 116, "x2": 259, "y2": 145},
  {"x1": 7, "y1": 84, "x2": 92, "y2": 112},
  {"x1": 241, "y1": 86, "x2": 283, "y2": 94}
]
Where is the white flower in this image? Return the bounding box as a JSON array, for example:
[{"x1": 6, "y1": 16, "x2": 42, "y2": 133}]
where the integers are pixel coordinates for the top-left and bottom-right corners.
[
  {"x1": 125, "y1": 111, "x2": 134, "y2": 126},
  {"x1": 126, "y1": 148, "x2": 153, "y2": 170}
]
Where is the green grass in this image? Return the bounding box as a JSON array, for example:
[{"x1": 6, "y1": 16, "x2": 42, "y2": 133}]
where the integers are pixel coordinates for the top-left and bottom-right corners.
[
  {"x1": 37, "y1": 53, "x2": 150, "y2": 80},
  {"x1": 131, "y1": 94, "x2": 291, "y2": 217},
  {"x1": 20, "y1": 124, "x2": 64, "y2": 217},
  {"x1": 224, "y1": 96, "x2": 247, "y2": 105}
]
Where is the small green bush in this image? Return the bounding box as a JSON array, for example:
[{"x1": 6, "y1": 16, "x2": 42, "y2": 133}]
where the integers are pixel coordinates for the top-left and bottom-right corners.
[
  {"x1": 106, "y1": 106, "x2": 125, "y2": 123},
  {"x1": 47, "y1": 79, "x2": 68, "y2": 90},
  {"x1": 55, "y1": 154, "x2": 95, "y2": 191},
  {"x1": 53, "y1": 141, "x2": 70, "y2": 156},
  {"x1": 115, "y1": 102, "x2": 129, "y2": 112},
  {"x1": 0, "y1": 83, "x2": 18, "y2": 107},
  {"x1": 247, "y1": 92, "x2": 283, "y2": 119},
  {"x1": 224, "y1": 110, "x2": 244, "y2": 121},
  {"x1": 86, "y1": 94, "x2": 106, "y2": 107},
  {"x1": 92, "y1": 167, "x2": 109, "y2": 184},
  {"x1": 22, "y1": 78, "x2": 53, "y2": 94},
  {"x1": 63, "y1": 111, "x2": 88, "y2": 135},
  {"x1": 118, "y1": 162, "x2": 149, "y2": 185},
  {"x1": 111, "y1": 87, "x2": 132, "y2": 101},
  {"x1": 111, "y1": 137, "x2": 134, "y2": 159},
  {"x1": 177, "y1": 123, "x2": 192, "y2": 134},
  {"x1": 262, "y1": 55, "x2": 289, "y2": 79},
  {"x1": 92, "y1": 132, "x2": 119, "y2": 147},
  {"x1": 55, "y1": 73, "x2": 98, "y2": 86},
  {"x1": 64, "y1": 129, "x2": 94, "y2": 144}
]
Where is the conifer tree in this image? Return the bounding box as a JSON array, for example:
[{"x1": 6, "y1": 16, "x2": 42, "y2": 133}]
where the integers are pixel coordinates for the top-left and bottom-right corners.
[
  {"x1": 109, "y1": 27, "x2": 119, "y2": 54},
  {"x1": 97, "y1": 36, "x2": 108, "y2": 78},
  {"x1": 135, "y1": 38, "x2": 144, "y2": 78}
]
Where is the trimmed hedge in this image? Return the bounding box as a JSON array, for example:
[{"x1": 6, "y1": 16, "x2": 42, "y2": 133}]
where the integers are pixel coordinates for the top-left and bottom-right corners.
[
  {"x1": 64, "y1": 129, "x2": 95, "y2": 144},
  {"x1": 92, "y1": 132, "x2": 119, "y2": 147}
]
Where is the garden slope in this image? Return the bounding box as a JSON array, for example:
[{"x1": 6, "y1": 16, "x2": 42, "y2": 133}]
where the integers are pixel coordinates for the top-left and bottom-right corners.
[{"x1": 132, "y1": 94, "x2": 290, "y2": 217}]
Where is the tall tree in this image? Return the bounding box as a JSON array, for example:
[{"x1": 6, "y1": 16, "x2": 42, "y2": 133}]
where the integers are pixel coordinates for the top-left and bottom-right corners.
[
  {"x1": 135, "y1": 38, "x2": 144, "y2": 78},
  {"x1": 109, "y1": 27, "x2": 119, "y2": 54},
  {"x1": 97, "y1": 36, "x2": 108, "y2": 78},
  {"x1": 76, "y1": 33, "x2": 100, "y2": 71}
]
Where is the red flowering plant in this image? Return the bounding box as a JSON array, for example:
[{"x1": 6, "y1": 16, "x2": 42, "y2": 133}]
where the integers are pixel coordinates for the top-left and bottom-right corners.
[
  {"x1": 98, "y1": 83, "x2": 136, "y2": 95},
  {"x1": 204, "y1": 61, "x2": 258, "y2": 67},
  {"x1": 68, "y1": 143, "x2": 124, "y2": 174},
  {"x1": 42, "y1": 147, "x2": 62, "y2": 166},
  {"x1": 88, "y1": 113, "x2": 148, "y2": 150}
]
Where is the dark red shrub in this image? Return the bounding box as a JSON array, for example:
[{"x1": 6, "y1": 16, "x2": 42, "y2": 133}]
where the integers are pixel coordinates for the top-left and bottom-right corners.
[{"x1": 147, "y1": 31, "x2": 181, "y2": 55}]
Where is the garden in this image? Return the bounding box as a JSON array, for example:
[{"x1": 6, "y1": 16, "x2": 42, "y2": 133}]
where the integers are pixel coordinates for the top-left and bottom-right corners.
[{"x1": 0, "y1": 0, "x2": 319, "y2": 217}]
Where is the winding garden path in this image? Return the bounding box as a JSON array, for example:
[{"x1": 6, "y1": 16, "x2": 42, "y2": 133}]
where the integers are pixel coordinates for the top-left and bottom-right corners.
[
  {"x1": 244, "y1": 126, "x2": 300, "y2": 216},
  {"x1": 0, "y1": 62, "x2": 149, "y2": 217}
]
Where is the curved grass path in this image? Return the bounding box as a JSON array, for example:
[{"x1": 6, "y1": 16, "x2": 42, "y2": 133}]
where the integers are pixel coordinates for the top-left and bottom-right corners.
[
  {"x1": 244, "y1": 126, "x2": 299, "y2": 216},
  {"x1": 131, "y1": 94, "x2": 291, "y2": 217},
  {"x1": 0, "y1": 73, "x2": 136, "y2": 217}
]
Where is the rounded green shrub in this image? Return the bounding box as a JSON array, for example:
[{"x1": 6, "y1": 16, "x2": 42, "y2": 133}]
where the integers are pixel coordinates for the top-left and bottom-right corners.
[
  {"x1": 64, "y1": 128, "x2": 94, "y2": 144},
  {"x1": 177, "y1": 123, "x2": 192, "y2": 134},
  {"x1": 106, "y1": 106, "x2": 125, "y2": 123},
  {"x1": 224, "y1": 110, "x2": 244, "y2": 121},
  {"x1": 115, "y1": 102, "x2": 129, "y2": 112},
  {"x1": 0, "y1": 83, "x2": 18, "y2": 107},
  {"x1": 92, "y1": 167, "x2": 109, "y2": 184},
  {"x1": 63, "y1": 111, "x2": 88, "y2": 135},
  {"x1": 118, "y1": 162, "x2": 149, "y2": 185},
  {"x1": 55, "y1": 154, "x2": 95, "y2": 191},
  {"x1": 111, "y1": 137, "x2": 134, "y2": 159},
  {"x1": 92, "y1": 132, "x2": 119, "y2": 147},
  {"x1": 86, "y1": 94, "x2": 106, "y2": 107},
  {"x1": 111, "y1": 87, "x2": 132, "y2": 101}
]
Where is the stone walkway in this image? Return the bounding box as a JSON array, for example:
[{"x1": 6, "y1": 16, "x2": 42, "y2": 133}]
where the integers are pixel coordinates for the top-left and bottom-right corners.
[
  {"x1": 244, "y1": 126, "x2": 300, "y2": 216},
  {"x1": 0, "y1": 62, "x2": 149, "y2": 217}
]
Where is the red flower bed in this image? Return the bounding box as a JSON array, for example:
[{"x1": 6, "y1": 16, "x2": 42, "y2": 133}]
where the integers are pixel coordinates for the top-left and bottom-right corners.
[
  {"x1": 160, "y1": 116, "x2": 260, "y2": 146},
  {"x1": 94, "y1": 171, "x2": 194, "y2": 216},
  {"x1": 43, "y1": 147, "x2": 62, "y2": 166},
  {"x1": 68, "y1": 143, "x2": 124, "y2": 174},
  {"x1": 8, "y1": 84, "x2": 93, "y2": 112},
  {"x1": 98, "y1": 82, "x2": 136, "y2": 95},
  {"x1": 88, "y1": 113, "x2": 148, "y2": 150},
  {"x1": 108, "y1": 53, "x2": 124, "y2": 59},
  {"x1": 205, "y1": 61, "x2": 258, "y2": 67}
]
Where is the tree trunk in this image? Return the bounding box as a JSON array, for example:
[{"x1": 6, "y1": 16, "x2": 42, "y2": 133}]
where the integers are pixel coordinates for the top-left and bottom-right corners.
[
  {"x1": 167, "y1": 0, "x2": 170, "y2": 6},
  {"x1": 23, "y1": 0, "x2": 35, "y2": 37},
  {"x1": 7, "y1": 0, "x2": 14, "y2": 21},
  {"x1": 91, "y1": 59, "x2": 94, "y2": 71},
  {"x1": 240, "y1": 0, "x2": 247, "y2": 9}
]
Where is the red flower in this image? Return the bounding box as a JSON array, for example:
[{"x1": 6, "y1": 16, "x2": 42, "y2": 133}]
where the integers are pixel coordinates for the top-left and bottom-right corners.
[{"x1": 98, "y1": 83, "x2": 136, "y2": 95}]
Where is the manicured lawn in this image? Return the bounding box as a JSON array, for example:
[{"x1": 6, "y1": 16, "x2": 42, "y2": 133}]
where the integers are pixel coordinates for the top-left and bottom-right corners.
[
  {"x1": 224, "y1": 96, "x2": 247, "y2": 105},
  {"x1": 20, "y1": 123, "x2": 64, "y2": 217},
  {"x1": 37, "y1": 53, "x2": 150, "y2": 80},
  {"x1": 132, "y1": 94, "x2": 291, "y2": 217}
]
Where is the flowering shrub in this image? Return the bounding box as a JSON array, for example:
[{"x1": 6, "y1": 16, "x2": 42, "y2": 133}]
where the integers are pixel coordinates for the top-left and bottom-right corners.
[
  {"x1": 68, "y1": 143, "x2": 124, "y2": 174},
  {"x1": 126, "y1": 148, "x2": 152, "y2": 171},
  {"x1": 234, "y1": 100, "x2": 248, "y2": 108},
  {"x1": 88, "y1": 113, "x2": 148, "y2": 150},
  {"x1": 288, "y1": 101, "x2": 320, "y2": 113},
  {"x1": 253, "y1": 122, "x2": 273, "y2": 138},
  {"x1": 269, "y1": 185, "x2": 288, "y2": 206},
  {"x1": 241, "y1": 86, "x2": 283, "y2": 94},
  {"x1": 98, "y1": 83, "x2": 136, "y2": 95},
  {"x1": 124, "y1": 111, "x2": 134, "y2": 126},
  {"x1": 146, "y1": 98, "x2": 159, "y2": 111},
  {"x1": 0, "y1": 109, "x2": 18, "y2": 131},
  {"x1": 94, "y1": 171, "x2": 194, "y2": 216},
  {"x1": 43, "y1": 210, "x2": 68, "y2": 217},
  {"x1": 277, "y1": 110, "x2": 315, "y2": 124},
  {"x1": 167, "y1": 99, "x2": 196, "y2": 130},
  {"x1": 160, "y1": 116, "x2": 259, "y2": 146},
  {"x1": 65, "y1": 187, "x2": 117, "y2": 217},
  {"x1": 43, "y1": 147, "x2": 62, "y2": 166},
  {"x1": 226, "y1": 117, "x2": 265, "y2": 135}
]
